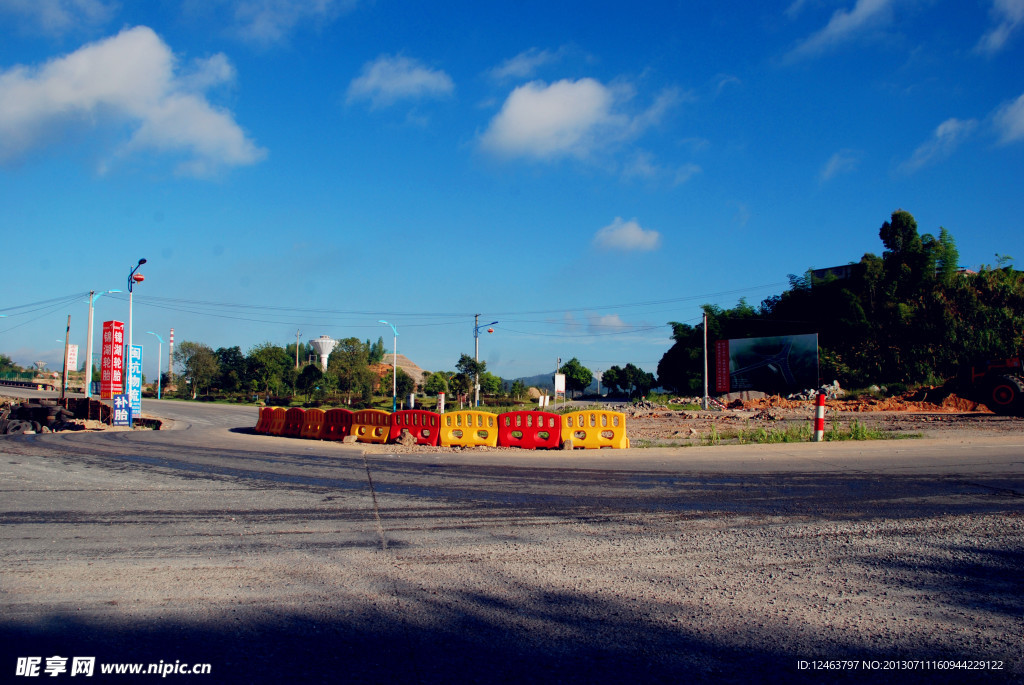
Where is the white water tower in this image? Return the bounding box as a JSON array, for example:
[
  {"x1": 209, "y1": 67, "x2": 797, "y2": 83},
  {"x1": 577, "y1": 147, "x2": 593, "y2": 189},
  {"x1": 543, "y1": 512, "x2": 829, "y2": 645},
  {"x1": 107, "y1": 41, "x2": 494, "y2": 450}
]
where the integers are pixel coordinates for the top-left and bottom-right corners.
[{"x1": 309, "y1": 335, "x2": 337, "y2": 371}]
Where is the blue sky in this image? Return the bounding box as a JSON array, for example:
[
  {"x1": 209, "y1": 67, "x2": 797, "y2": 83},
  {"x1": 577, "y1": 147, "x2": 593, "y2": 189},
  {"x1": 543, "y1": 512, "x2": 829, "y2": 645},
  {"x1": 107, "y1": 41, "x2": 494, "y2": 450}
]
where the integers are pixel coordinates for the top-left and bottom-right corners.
[{"x1": 1, "y1": 0, "x2": 1022, "y2": 382}]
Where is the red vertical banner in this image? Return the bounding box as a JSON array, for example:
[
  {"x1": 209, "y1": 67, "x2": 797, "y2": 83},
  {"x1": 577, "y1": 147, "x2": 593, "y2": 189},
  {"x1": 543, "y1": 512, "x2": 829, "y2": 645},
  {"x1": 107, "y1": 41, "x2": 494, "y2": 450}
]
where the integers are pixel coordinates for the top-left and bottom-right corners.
[
  {"x1": 715, "y1": 339, "x2": 731, "y2": 394},
  {"x1": 100, "y1": 321, "x2": 124, "y2": 399}
]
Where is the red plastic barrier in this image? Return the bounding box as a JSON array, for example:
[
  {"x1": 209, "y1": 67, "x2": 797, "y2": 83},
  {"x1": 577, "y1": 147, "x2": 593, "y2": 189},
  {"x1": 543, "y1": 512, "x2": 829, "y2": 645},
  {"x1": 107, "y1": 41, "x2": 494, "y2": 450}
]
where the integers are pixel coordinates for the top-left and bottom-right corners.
[
  {"x1": 322, "y1": 408, "x2": 354, "y2": 441},
  {"x1": 497, "y1": 411, "x2": 562, "y2": 449},
  {"x1": 254, "y1": 406, "x2": 275, "y2": 433},
  {"x1": 300, "y1": 408, "x2": 327, "y2": 440},
  {"x1": 283, "y1": 407, "x2": 305, "y2": 437},
  {"x1": 390, "y1": 410, "x2": 441, "y2": 446}
]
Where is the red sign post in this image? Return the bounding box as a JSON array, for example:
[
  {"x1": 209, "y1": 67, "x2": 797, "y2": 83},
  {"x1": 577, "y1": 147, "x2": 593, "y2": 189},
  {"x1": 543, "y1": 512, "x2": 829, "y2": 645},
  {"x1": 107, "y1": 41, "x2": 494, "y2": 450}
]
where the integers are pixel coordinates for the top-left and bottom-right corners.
[
  {"x1": 715, "y1": 339, "x2": 731, "y2": 394},
  {"x1": 100, "y1": 320, "x2": 125, "y2": 399}
]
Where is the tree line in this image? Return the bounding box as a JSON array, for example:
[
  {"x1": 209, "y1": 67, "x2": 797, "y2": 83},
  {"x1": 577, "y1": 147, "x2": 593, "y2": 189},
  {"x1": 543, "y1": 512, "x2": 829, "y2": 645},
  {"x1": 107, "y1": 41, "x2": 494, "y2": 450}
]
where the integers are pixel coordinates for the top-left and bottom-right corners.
[
  {"x1": 657, "y1": 210, "x2": 1024, "y2": 394},
  {"x1": 168, "y1": 336, "x2": 659, "y2": 405}
]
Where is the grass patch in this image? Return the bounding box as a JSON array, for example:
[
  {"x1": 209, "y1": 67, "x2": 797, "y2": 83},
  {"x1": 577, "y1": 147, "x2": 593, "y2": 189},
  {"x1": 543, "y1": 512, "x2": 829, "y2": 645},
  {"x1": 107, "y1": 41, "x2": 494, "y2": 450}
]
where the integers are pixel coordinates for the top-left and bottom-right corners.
[{"x1": 637, "y1": 418, "x2": 919, "y2": 448}]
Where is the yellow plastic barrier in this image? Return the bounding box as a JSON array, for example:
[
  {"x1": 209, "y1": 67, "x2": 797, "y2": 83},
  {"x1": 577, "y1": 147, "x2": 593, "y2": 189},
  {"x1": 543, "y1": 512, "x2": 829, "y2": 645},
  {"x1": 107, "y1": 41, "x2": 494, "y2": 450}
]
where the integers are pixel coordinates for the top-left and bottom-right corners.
[
  {"x1": 561, "y1": 410, "x2": 629, "y2": 449},
  {"x1": 267, "y1": 407, "x2": 288, "y2": 436},
  {"x1": 439, "y1": 410, "x2": 499, "y2": 448},
  {"x1": 351, "y1": 409, "x2": 392, "y2": 444},
  {"x1": 300, "y1": 408, "x2": 326, "y2": 440}
]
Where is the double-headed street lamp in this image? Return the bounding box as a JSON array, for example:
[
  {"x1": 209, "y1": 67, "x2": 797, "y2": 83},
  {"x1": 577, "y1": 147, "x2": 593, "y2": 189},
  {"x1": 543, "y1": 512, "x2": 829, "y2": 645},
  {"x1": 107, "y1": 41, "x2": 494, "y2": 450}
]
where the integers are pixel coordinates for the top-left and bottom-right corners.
[
  {"x1": 473, "y1": 315, "x2": 498, "y2": 407},
  {"x1": 378, "y1": 320, "x2": 398, "y2": 412},
  {"x1": 146, "y1": 331, "x2": 164, "y2": 400},
  {"x1": 85, "y1": 289, "x2": 122, "y2": 398}
]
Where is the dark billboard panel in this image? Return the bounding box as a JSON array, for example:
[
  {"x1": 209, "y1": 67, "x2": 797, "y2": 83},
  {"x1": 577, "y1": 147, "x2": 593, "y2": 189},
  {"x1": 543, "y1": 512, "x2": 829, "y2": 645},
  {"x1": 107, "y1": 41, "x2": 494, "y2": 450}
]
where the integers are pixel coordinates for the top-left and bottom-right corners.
[{"x1": 716, "y1": 334, "x2": 818, "y2": 394}]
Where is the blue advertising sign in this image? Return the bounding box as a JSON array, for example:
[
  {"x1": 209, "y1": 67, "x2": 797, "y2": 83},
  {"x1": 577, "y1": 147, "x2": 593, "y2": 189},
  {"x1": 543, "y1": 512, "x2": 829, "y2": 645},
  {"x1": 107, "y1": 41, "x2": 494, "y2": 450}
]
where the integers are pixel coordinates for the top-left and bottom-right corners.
[
  {"x1": 112, "y1": 394, "x2": 132, "y2": 427},
  {"x1": 126, "y1": 344, "x2": 143, "y2": 417}
]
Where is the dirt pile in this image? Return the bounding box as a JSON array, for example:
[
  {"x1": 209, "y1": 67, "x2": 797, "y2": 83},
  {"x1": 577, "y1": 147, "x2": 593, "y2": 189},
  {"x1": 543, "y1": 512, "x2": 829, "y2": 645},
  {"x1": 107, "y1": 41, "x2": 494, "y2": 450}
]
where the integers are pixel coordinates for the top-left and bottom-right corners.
[{"x1": 738, "y1": 391, "x2": 991, "y2": 414}]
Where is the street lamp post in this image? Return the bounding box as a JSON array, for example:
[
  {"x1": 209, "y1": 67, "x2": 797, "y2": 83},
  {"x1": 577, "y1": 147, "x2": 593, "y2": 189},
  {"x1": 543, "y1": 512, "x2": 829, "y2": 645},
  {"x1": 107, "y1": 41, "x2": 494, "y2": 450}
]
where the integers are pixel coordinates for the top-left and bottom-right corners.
[
  {"x1": 378, "y1": 320, "x2": 398, "y2": 412},
  {"x1": 85, "y1": 289, "x2": 122, "y2": 398},
  {"x1": 473, "y1": 315, "x2": 498, "y2": 407},
  {"x1": 127, "y1": 258, "x2": 147, "y2": 352},
  {"x1": 147, "y1": 331, "x2": 164, "y2": 400}
]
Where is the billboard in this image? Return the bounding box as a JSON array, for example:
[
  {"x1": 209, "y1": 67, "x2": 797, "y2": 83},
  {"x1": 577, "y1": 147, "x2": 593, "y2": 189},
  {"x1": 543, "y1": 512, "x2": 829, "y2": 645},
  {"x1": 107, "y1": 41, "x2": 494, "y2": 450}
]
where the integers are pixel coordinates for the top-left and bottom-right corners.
[
  {"x1": 715, "y1": 334, "x2": 819, "y2": 394},
  {"x1": 100, "y1": 321, "x2": 124, "y2": 399},
  {"x1": 126, "y1": 344, "x2": 143, "y2": 416}
]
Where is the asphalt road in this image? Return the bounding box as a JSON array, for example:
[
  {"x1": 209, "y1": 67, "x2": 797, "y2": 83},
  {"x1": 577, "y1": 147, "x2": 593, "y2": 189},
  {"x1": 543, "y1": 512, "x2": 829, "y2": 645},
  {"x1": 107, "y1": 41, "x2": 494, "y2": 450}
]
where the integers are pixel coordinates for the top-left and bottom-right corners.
[{"x1": 2, "y1": 394, "x2": 1022, "y2": 683}]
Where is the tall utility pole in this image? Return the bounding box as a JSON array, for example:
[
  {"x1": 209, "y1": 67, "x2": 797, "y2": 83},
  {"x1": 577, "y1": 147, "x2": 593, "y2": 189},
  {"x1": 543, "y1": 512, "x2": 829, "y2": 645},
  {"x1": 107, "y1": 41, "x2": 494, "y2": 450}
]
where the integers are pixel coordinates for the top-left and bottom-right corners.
[
  {"x1": 474, "y1": 314, "x2": 480, "y2": 407},
  {"x1": 60, "y1": 315, "x2": 70, "y2": 402},
  {"x1": 472, "y1": 315, "x2": 498, "y2": 407},
  {"x1": 702, "y1": 311, "x2": 709, "y2": 410},
  {"x1": 295, "y1": 329, "x2": 301, "y2": 369}
]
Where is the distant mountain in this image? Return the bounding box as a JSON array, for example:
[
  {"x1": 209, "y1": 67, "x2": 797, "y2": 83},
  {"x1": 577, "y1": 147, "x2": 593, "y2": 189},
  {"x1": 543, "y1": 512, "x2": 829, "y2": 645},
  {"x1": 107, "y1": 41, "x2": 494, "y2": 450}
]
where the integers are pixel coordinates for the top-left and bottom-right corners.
[{"x1": 510, "y1": 372, "x2": 602, "y2": 395}]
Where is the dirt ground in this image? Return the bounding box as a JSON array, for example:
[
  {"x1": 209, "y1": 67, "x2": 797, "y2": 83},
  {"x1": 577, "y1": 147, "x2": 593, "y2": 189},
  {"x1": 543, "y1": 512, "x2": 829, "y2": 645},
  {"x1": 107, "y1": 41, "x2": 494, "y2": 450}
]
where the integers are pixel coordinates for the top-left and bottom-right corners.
[{"x1": 623, "y1": 393, "x2": 1024, "y2": 447}]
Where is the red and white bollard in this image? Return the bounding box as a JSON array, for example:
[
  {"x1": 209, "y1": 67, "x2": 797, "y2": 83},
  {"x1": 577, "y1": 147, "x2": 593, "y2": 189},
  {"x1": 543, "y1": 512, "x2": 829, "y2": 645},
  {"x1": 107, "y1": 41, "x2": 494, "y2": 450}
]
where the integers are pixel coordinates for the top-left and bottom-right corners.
[{"x1": 812, "y1": 392, "x2": 826, "y2": 442}]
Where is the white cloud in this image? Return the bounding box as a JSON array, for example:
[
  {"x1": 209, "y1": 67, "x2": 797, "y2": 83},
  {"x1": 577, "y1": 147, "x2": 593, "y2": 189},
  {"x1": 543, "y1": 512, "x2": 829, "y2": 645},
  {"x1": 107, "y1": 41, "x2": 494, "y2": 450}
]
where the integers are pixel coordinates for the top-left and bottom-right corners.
[
  {"x1": 593, "y1": 217, "x2": 661, "y2": 252},
  {"x1": 346, "y1": 55, "x2": 454, "y2": 108},
  {"x1": 977, "y1": 0, "x2": 1024, "y2": 54},
  {"x1": 0, "y1": 26, "x2": 266, "y2": 175},
  {"x1": 993, "y1": 92, "x2": 1024, "y2": 144},
  {"x1": 623, "y1": 151, "x2": 701, "y2": 186},
  {"x1": 229, "y1": 0, "x2": 358, "y2": 46},
  {"x1": 787, "y1": 0, "x2": 896, "y2": 60},
  {"x1": 479, "y1": 78, "x2": 675, "y2": 160},
  {"x1": 899, "y1": 117, "x2": 977, "y2": 173},
  {"x1": 819, "y1": 149, "x2": 861, "y2": 182},
  {"x1": 489, "y1": 47, "x2": 561, "y2": 81},
  {"x1": 587, "y1": 313, "x2": 630, "y2": 333},
  {"x1": 480, "y1": 78, "x2": 618, "y2": 158},
  {"x1": 0, "y1": 0, "x2": 115, "y2": 36}
]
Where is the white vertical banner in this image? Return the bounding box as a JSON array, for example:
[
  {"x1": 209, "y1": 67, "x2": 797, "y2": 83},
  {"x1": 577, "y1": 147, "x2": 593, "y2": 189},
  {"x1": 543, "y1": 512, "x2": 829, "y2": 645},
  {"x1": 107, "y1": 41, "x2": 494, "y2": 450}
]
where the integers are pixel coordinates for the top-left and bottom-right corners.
[
  {"x1": 66, "y1": 344, "x2": 79, "y2": 371},
  {"x1": 554, "y1": 373, "x2": 566, "y2": 398}
]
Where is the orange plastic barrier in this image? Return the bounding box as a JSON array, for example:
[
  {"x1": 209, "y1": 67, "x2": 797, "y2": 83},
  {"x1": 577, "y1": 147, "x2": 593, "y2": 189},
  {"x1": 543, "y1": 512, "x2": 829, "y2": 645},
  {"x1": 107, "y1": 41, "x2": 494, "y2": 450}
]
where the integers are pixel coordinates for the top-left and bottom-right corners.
[
  {"x1": 254, "y1": 406, "x2": 275, "y2": 433},
  {"x1": 351, "y1": 409, "x2": 392, "y2": 443},
  {"x1": 322, "y1": 408, "x2": 354, "y2": 441},
  {"x1": 497, "y1": 411, "x2": 562, "y2": 449},
  {"x1": 561, "y1": 410, "x2": 629, "y2": 449},
  {"x1": 390, "y1": 410, "x2": 441, "y2": 446},
  {"x1": 267, "y1": 407, "x2": 288, "y2": 436},
  {"x1": 283, "y1": 407, "x2": 306, "y2": 437},
  {"x1": 300, "y1": 408, "x2": 326, "y2": 439},
  {"x1": 439, "y1": 410, "x2": 499, "y2": 448}
]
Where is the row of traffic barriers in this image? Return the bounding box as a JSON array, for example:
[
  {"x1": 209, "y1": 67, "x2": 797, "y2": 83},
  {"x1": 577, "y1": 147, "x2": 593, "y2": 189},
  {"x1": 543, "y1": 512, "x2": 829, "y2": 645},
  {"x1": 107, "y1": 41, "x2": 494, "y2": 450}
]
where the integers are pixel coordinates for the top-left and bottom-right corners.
[{"x1": 253, "y1": 407, "x2": 629, "y2": 449}]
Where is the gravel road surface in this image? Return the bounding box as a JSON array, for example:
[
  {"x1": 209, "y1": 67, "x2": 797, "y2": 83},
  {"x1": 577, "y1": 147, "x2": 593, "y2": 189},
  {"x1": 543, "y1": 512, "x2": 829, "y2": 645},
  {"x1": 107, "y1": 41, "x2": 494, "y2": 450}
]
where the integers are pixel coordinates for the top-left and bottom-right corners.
[{"x1": 1, "y1": 396, "x2": 1022, "y2": 683}]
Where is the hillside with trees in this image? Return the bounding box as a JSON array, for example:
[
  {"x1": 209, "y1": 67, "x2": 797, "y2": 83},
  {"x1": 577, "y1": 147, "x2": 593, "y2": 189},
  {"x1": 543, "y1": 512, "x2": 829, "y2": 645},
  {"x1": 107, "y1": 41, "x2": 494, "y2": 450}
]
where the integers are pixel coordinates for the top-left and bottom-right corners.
[{"x1": 658, "y1": 210, "x2": 1024, "y2": 394}]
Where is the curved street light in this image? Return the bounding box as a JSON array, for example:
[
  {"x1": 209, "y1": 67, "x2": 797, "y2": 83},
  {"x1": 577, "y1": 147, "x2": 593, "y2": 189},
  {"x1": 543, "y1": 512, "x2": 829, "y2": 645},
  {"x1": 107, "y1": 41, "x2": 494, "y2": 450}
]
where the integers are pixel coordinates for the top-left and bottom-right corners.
[
  {"x1": 127, "y1": 258, "x2": 147, "y2": 352},
  {"x1": 146, "y1": 331, "x2": 164, "y2": 400},
  {"x1": 378, "y1": 320, "x2": 398, "y2": 412},
  {"x1": 473, "y1": 315, "x2": 498, "y2": 407},
  {"x1": 84, "y1": 289, "x2": 122, "y2": 398}
]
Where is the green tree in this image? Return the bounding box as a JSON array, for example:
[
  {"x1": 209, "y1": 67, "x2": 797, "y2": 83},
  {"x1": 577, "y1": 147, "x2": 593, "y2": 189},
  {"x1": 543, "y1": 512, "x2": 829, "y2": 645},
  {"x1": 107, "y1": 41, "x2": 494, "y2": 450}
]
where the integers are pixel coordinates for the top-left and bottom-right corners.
[
  {"x1": 285, "y1": 341, "x2": 314, "y2": 369},
  {"x1": 368, "y1": 337, "x2": 386, "y2": 365},
  {"x1": 423, "y1": 371, "x2": 449, "y2": 396},
  {"x1": 0, "y1": 354, "x2": 19, "y2": 375},
  {"x1": 380, "y1": 367, "x2": 416, "y2": 401},
  {"x1": 174, "y1": 341, "x2": 219, "y2": 399},
  {"x1": 328, "y1": 337, "x2": 376, "y2": 405},
  {"x1": 509, "y1": 379, "x2": 527, "y2": 401},
  {"x1": 558, "y1": 357, "x2": 592, "y2": 398},
  {"x1": 297, "y1": 363, "x2": 323, "y2": 402},
  {"x1": 246, "y1": 342, "x2": 291, "y2": 398},
  {"x1": 479, "y1": 371, "x2": 502, "y2": 396},
  {"x1": 455, "y1": 353, "x2": 485, "y2": 379},
  {"x1": 215, "y1": 346, "x2": 246, "y2": 392}
]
